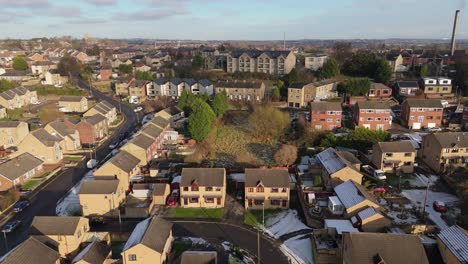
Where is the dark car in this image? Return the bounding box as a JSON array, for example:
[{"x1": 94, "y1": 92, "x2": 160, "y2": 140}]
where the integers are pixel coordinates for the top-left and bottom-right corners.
[
  {"x1": 13, "y1": 200, "x2": 30, "y2": 213},
  {"x1": 433, "y1": 201, "x2": 448, "y2": 213},
  {"x1": 1, "y1": 220, "x2": 22, "y2": 233},
  {"x1": 236, "y1": 190, "x2": 245, "y2": 200}
]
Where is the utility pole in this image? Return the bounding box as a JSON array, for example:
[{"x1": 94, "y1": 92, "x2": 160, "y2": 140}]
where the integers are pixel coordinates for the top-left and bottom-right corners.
[
  {"x1": 89, "y1": 76, "x2": 93, "y2": 97},
  {"x1": 283, "y1": 32, "x2": 286, "y2": 50},
  {"x1": 422, "y1": 178, "x2": 430, "y2": 215},
  {"x1": 257, "y1": 230, "x2": 260, "y2": 264}
]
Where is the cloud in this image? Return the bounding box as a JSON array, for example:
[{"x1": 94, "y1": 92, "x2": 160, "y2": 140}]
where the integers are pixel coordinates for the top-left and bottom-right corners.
[
  {"x1": 45, "y1": 6, "x2": 82, "y2": 17},
  {"x1": 0, "y1": 0, "x2": 49, "y2": 8},
  {"x1": 82, "y1": 0, "x2": 117, "y2": 5},
  {"x1": 115, "y1": 8, "x2": 188, "y2": 21},
  {"x1": 66, "y1": 18, "x2": 109, "y2": 24}
]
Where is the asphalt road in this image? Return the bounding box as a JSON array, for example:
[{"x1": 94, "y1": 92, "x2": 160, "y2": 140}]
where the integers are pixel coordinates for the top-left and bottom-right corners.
[{"x1": 0, "y1": 78, "x2": 137, "y2": 256}]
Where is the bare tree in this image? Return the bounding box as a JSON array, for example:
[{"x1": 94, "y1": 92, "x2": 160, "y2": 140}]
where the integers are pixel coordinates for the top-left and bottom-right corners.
[{"x1": 274, "y1": 144, "x2": 298, "y2": 167}]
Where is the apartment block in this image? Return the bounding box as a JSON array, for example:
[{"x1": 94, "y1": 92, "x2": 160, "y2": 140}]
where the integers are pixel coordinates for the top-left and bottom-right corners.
[{"x1": 227, "y1": 50, "x2": 296, "y2": 75}]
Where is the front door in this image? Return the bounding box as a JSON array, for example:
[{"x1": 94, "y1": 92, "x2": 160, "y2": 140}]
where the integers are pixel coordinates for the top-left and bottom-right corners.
[{"x1": 216, "y1": 198, "x2": 221, "y2": 205}]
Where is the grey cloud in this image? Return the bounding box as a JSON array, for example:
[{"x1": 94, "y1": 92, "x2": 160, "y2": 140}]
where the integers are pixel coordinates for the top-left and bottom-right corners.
[
  {"x1": 45, "y1": 6, "x2": 82, "y2": 17},
  {"x1": 0, "y1": 0, "x2": 49, "y2": 8},
  {"x1": 115, "y1": 8, "x2": 188, "y2": 21},
  {"x1": 66, "y1": 18, "x2": 109, "y2": 24},
  {"x1": 82, "y1": 0, "x2": 117, "y2": 5}
]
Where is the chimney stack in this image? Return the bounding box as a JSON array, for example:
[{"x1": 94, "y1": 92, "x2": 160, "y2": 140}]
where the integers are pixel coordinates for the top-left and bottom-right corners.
[{"x1": 450, "y1": 10, "x2": 460, "y2": 57}]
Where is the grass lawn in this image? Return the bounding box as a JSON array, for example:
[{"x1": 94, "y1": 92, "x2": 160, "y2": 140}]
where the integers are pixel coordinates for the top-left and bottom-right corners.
[
  {"x1": 64, "y1": 155, "x2": 83, "y2": 161},
  {"x1": 244, "y1": 209, "x2": 282, "y2": 227},
  {"x1": 22, "y1": 179, "x2": 42, "y2": 190},
  {"x1": 170, "y1": 208, "x2": 224, "y2": 219},
  {"x1": 172, "y1": 240, "x2": 192, "y2": 259}
]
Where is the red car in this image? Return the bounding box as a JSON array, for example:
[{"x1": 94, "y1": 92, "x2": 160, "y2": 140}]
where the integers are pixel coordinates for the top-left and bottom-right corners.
[
  {"x1": 372, "y1": 187, "x2": 386, "y2": 194},
  {"x1": 433, "y1": 201, "x2": 448, "y2": 213},
  {"x1": 166, "y1": 196, "x2": 177, "y2": 206}
]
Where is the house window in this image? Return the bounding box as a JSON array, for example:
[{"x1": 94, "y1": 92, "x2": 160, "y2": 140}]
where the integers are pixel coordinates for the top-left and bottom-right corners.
[
  {"x1": 404, "y1": 153, "x2": 412, "y2": 157},
  {"x1": 248, "y1": 188, "x2": 254, "y2": 192},
  {"x1": 452, "y1": 148, "x2": 459, "y2": 153},
  {"x1": 254, "y1": 200, "x2": 264, "y2": 205},
  {"x1": 183, "y1": 187, "x2": 188, "y2": 191},
  {"x1": 189, "y1": 197, "x2": 199, "y2": 203},
  {"x1": 271, "y1": 200, "x2": 280, "y2": 206},
  {"x1": 215, "y1": 187, "x2": 221, "y2": 191},
  {"x1": 206, "y1": 187, "x2": 213, "y2": 191},
  {"x1": 191, "y1": 186, "x2": 199, "y2": 191},
  {"x1": 271, "y1": 188, "x2": 279, "y2": 193},
  {"x1": 257, "y1": 187, "x2": 264, "y2": 192},
  {"x1": 205, "y1": 197, "x2": 214, "y2": 203},
  {"x1": 385, "y1": 153, "x2": 393, "y2": 157},
  {"x1": 282, "y1": 200, "x2": 287, "y2": 207},
  {"x1": 128, "y1": 255, "x2": 137, "y2": 261},
  {"x1": 403, "y1": 161, "x2": 412, "y2": 166}
]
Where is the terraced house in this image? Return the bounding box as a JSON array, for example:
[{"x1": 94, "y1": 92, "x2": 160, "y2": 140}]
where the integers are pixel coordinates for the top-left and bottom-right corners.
[
  {"x1": 401, "y1": 98, "x2": 443, "y2": 129},
  {"x1": 93, "y1": 150, "x2": 141, "y2": 189},
  {"x1": 83, "y1": 100, "x2": 117, "y2": 126},
  {"x1": 0, "y1": 121, "x2": 29, "y2": 149},
  {"x1": 420, "y1": 132, "x2": 468, "y2": 173},
  {"x1": 354, "y1": 100, "x2": 392, "y2": 130},
  {"x1": 244, "y1": 168, "x2": 290, "y2": 210},
  {"x1": 215, "y1": 80, "x2": 265, "y2": 102},
  {"x1": 150, "y1": 78, "x2": 213, "y2": 98},
  {"x1": 180, "y1": 168, "x2": 226, "y2": 208},
  {"x1": 17, "y1": 128, "x2": 63, "y2": 164},
  {"x1": 226, "y1": 50, "x2": 296, "y2": 75},
  {"x1": 0, "y1": 86, "x2": 38, "y2": 109},
  {"x1": 44, "y1": 120, "x2": 81, "y2": 152}
]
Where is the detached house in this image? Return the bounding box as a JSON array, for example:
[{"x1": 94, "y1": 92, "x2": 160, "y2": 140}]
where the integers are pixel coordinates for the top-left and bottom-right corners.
[
  {"x1": 58, "y1": 96, "x2": 89, "y2": 113},
  {"x1": 372, "y1": 141, "x2": 416, "y2": 174},
  {"x1": 0, "y1": 121, "x2": 29, "y2": 149},
  {"x1": 180, "y1": 168, "x2": 226, "y2": 208},
  {"x1": 121, "y1": 217, "x2": 173, "y2": 264},
  {"x1": 0, "y1": 153, "x2": 44, "y2": 191},
  {"x1": 216, "y1": 80, "x2": 266, "y2": 102},
  {"x1": 17, "y1": 128, "x2": 63, "y2": 164},
  {"x1": 45, "y1": 120, "x2": 81, "y2": 152},
  {"x1": 93, "y1": 150, "x2": 141, "y2": 189},
  {"x1": 401, "y1": 98, "x2": 443, "y2": 129},
  {"x1": 367, "y1": 83, "x2": 392, "y2": 99},
  {"x1": 30, "y1": 216, "x2": 90, "y2": 258},
  {"x1": 334, "y1": 180, "x2": 381, "y2": 217},
  {"x1": 316, "y1": 148, "x2": 363, "y2": 188},
  {"x1": 310, "y1": 102, "x2": 342, "y2": 130},
  {"x1": 83, "y1": 101, "x2": 117, "y2": 126},
  {"x1": 420, "y1": 132, "x2": 468, "y2": 173},
  {"x1": 79, "y1": 179, "x2": 126, "y2": 217},
  {"x1": 244, "y1": 168, "x2": 290, "y2": 210},
  {"x1": 1, "y1": 237, "x2": 60, "y2": 264},
  {"x1": 354, "y1": 101, "x2": 392, "y2": 130}
]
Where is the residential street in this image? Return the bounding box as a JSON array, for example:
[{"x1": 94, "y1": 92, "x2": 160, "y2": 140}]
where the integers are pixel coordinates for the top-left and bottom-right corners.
[{"x1": 0, "y1": 78, "x2": 137, "y2": 256}]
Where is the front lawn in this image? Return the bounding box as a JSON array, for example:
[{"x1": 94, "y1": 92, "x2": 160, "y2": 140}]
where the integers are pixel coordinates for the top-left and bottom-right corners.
[
  {"x1": 22, "y1": 179, "x2": 42, "y2": 190},
  {"x1": 244, "y1": 209, "x2": 282, "y2": 227},
  {"x1": 64, "y1": 155, "x2": 83, "y2": 161},
  {"x1": 169, "y1": 208, "x2": 224, "y2": 219}
]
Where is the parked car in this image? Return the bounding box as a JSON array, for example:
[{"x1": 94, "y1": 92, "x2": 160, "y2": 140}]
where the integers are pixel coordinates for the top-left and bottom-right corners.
[
  {"x1": 13, "y1": 200, "x2": 30, "y2": 213},
  {"x1": 1, "y1": 220, "x2": 22, "y2": 233},
  {"x1": 236, "y1": 190, "x2": 245, "y2": 200},
  {"x1": 371, "y1": 187, "x2": 387, "y2": 194},
  {"x1": 433, "y1": 201, "x2": 448, "y2": 212},
  {"x1": 167, "y1": 196, "x2": 177, "y2": 206},
  {"x1": 109, "y1": 140, "x2": 119, "y2": 149},
  {"x1": 425, "y1": 127, "x2": 443, "y2": 132},
  {"x1": 19, "y1": 189, "x2": 32, "y2": 197},
  {"x1": 361, "y1": 165, "x2": 387, "y2": 181},
  {"x1": 171, "y1": 189, "x2": 180, "y2": 198},
  {"x1": 86, "y1": 159, "x2": 98, "y2": 169}
]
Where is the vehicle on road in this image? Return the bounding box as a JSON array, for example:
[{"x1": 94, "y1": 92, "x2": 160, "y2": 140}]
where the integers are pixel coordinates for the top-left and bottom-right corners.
[
  {"x1": 13, "y1": 200, "x2": 30, "y2": 213},
  {"x1": 86, "y1": 159, "x2": 98, "y2": 169},
  {"x1": 433, "y1": 201, "x2": 448, "y2": 212},
  {"x1": 361, "y1": 165, "x2": 387, "y2": 181},
  {"x1": 134, "y1": 106, "x2": 143, "y2": 112},
  {"x1": 167, "y1": 195, "x2": 177, "y2": 206},
  {"x1": 109, "y1": 140, "x2": 119, "y2": 149},
  {"x1": 2, "y1": 220, "x2": 22, "y2": 233}
]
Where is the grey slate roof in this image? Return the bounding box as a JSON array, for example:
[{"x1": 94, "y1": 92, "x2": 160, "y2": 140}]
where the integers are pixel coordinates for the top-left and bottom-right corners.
[
  {"x1": 311, "y1": 102, "x2": 342, "y2": 112},
  {"x1": 141, "y1": 125, "x2": 163, "y2": 139},
  {"x1": 374, "y1": 141, "x2": 415, "y2": 153},
  {"x1": 431, "y1": 132, "x2": 468, "y2": 148},
  {"x1": 397, "y1": 81, "x2": 419, "y2": 88},
  {"x1": 31, "y1": 128, "x2": 61, "y2": 146},
  {"x1": 59, "y1": 96, "x2": 84, "y2": 102},
  {"x1": 79, "y1": 180, "x2": 120, "y2": 194},
  {"x1": 150, "y1": 116, "x2": 169, "y2": 129},
  {"x1": 437, "y1": 225, "x2": 468, "y2": 263},
  {"x1": 316, "y1": 148, "x2": 361, "y2": 175},
  {"x1": 356, "y1": 100, "x2": 390, "y2": 110},
  {"x1": 83, "y1": 114, "x2": 106, "y2": 126},
  {"x1": 30, "y1": 216, "x2": 85, "y2": 236},
  {"x1": 71, "y1": 241, "x2": 110, "y2": 264},
  {"x1": 180, "y1": 168, "x2": 226, "y2": 187},
  {"x1": 199, "y1": 79, "x2": 212, "y2": 87},
  {"x1": 357, "y1": 207, "x2": 379, "y2": 221},
  {"x1": 216, "y1": 80, "x2": 264, "y2": 89},
  {"x1": 123, "y1": 217, "x2": 173, "y2": 253},
  {"x1": 334, "y1": 180, "x2": 378, "y2": 209},
  {"x1": 91, "y1": 100, "x2": 115, "y2": 115},
  {"x1": 231, "y1": 50, "x2": 290, "y2": 59},
  {"x1": 154, "y1": 78, "x2": 168, "y2": 85},
  {"x1": 130, "y1": 134, "x2": 154, "y2": 149},
  {"x1": 0, "y1": 153, "x2": 43, "y2": 181},
  {"x1": 0, "y1": 237, "x2": 59, "y2": 264},
  {"x1": 245, "y1": 168, "x2": 289, "y2": 188},
  {"x1": 153, "y1": 183, "x2": 168, "y2": 196},
  {"x1": 47, "y1": 120, "x2": 75, "y2": 137},
  {"x1": 109, "y1": 150, "x2": 140, "y2": 173},
  {"x1": 405, "y1": 98, "x2": 443, "y2": 108},
  {"x1": 0, "y1": 121, "x2": 23, "y2": 128}
]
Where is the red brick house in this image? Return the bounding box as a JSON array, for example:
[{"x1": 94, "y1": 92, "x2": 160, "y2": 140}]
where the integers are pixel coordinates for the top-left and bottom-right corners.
[
  {"x1": 64, "y1": 114, "x2": 109, "y2": 145},
  {"x1": 354, "y1": 101, "x2": 392, "y2": 130},
  {"x1": 99, "y1": 67, "x2": 113, "y2": 81},
  {"x1": 310, "y1": 102, "x2": 342, "y2": 130},
  {"x1": 368, "y1": 83, "x2": 392, "y2": 100},
  {"x1": 401, "y1": 98, "x2": 443, "y2": 129}
]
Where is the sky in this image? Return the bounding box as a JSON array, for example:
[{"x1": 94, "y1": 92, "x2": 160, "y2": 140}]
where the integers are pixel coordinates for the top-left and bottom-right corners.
[{"x1": 1, "y1": 0, "x2": 467, "y2": 40}]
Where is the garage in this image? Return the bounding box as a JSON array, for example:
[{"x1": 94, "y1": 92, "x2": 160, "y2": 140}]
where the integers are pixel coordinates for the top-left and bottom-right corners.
[
  {"x1": 412, "y1": 123, "x2": 421, "y2": 129},
  {"x1": 427, "y1": 123, "x2": 436, "y2": 128}
]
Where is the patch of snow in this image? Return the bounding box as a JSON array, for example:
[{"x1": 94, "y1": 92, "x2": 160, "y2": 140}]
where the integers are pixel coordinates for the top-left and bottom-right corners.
[
  {"x1": 264, "y1": 210, "x2": 311, "y2": 239},
  {"x1": 407, "y1": 173, "x2": 438, "y2": 188},
  {"x1": 402, "y1": 189, "x2": 459, "y2": 229},
  {"x1": 181, "y1": 237, "x2": 209, "y2": 246},
  {"x1": 282, "y1": 236, "x2": 313, "y2": 264},
  {"x1": 297, "y1": 165, "x2": 309, "y2": 174},
  {"x1": 56, "y1": 171, "x2": 94, "y2": 216},
  {"x1": 229, "y1": 173, "x2": 245, "y2": 182},
  {"x1": 171, "y1": 175, "x2": 181, "y2": 184},
  {"x1": 222, "y1": 241, "x2": 231, "y2": 251},
  {"x1": 386, "y1": 210, "x2": 418, "y2": 225}
]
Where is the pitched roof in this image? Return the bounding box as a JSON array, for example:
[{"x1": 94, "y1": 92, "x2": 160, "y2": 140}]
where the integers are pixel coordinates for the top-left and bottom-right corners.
[
  {"x1": 316, "y1": 148, "x2": 361, "y2": 175},
  {"x1": 311, "y1": 102, "x2": 342, "y2": 112},
  {"x1": 374, "y1": 141, "x2": 415, "y2": 153},
  {"x1": 141, "y1": 125, "x2": 163, "y2": 139},
  {"x1": 0, "y1": 237, "x2": 60, "y2": 264},
  {"x1": 181, "y1": 251, "x2": 217, "y2": 264},
  {"x1": 79, "y1": 180, "x2": 120, "y2": 194},
  {"x1": 231, "y1": 50, "x2": 291, "y2": 59},
  {"x1": 431, "y1": 132, "x2": 468, "y2": 148},
  {"x1": 405, "y1": 98, "x2": 443, "y2": 108},
  {"x1": 130, "y1": 134, "x2": 154, "y2": 149},
  {"x1": 90, "y1": 100, "x2": 115, "y2": 115},
  {"x1": 397, "y1": 80, "x2": 419, "y2": 88},
  {"x1": 370, "y1": 82, "x2": 391, "y2": 91},
  {"x1": 31, "y1": 128, "x2": 62, "y2": 146},
  {"x1": 153, "y1": 183, "x2": 168, "y2": 196},
  {"x1": 82, "y1": 114, "x2": 106, "y2": 126},
  {"x1": 108, "y1": 150, "x2": 140, "y2": 173},
  {"x1": 342, "y1": 232, "x2": 429, "y2": 264},
  {"x1": 180, "y1": 168, "x2": 226, "y2": 187},
  {"x1": 149, "y1": 116, "x2": 169, "y2": 129},
  {"x1": 289, "y1": 82, "x2": 308, "y2": 89},
  {"x1": 437, "y1": 225, "x2": 468, "y2": 263},
  {"x1": 123, "y1": 217, "x2": 173, "y2": 253},
  {"x1": 0, "y1": 153, "x2": 43, "y2": 181},
  {"x1": 71, "y1": 241, "x2": 110, "y2": 264},
  {"x1": 163, "y1": 105, "x2": 183, "y2": 116},
  {"x1": 356, "y1": 100, "x2": 390, "y2": 110},
  {"x1": 154, "y1": 77, "x2": 168, "y2": 85},
  {"x1": 357, "y1": 207, "x2": 380, "y2": 221},
  {"x1": 0, "y1": 121, "x2": 24, "y2": 128},
  {"x1": 245, "y1": 168, "x2": 289, "y2": 188},
  {"x1": 47, "y1": 120, "x2": 76, "y2": 137},
  {"x1": 216, "y1": 80, "x2": 264, "y2": 89},
  {"x1": 30, "y1": 216, "x2": 86, "y2": 236},
  {"x1": 199, "y1": 79, "x2": 212, "y2": 87},
  {"x1": 334, "y1": 180, "x2": 378, "y2": 209},
  {"x1": 59, "y1": 96, "x2": 85, "y2": 102}
]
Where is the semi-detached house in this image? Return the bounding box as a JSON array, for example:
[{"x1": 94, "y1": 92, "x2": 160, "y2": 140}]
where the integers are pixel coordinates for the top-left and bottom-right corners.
[
  {"x1": 0, "y1": 152, "x2": 44, "y2": 191},
  {"x1": 17, "y1": 128, "x2": 63, "y2": 164},
  {"x1": 0, "y1": 121, "x2": 29, "y2": 149},
  {"x1": 244, "y1": 168, "x2": 290, "y2": 210},
  {"x1": 93, "y1": 150, "x2": 141, "y2": 189},
  {"x1": 180, "y1": 168, "x2": 226, "y2": 208}
]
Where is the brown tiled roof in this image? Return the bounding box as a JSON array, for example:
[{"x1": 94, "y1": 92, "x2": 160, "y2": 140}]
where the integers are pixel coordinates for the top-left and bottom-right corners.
[
  {"x1": 30, "y1": 216, "x2": 86, "y2": 236},
  {"x1": 375, "y1": 141, "x2": 415, "y2": 153},
  {"x1": 342, "y1": 232, "x2": 429, "y2": 264},
  {"x1": 370, "y1": 82, "x2": 391, "y2": 90},
  {"x1": 1, "y1": 237, "x2": 59, "y2": 264},
  {"x1": 79, "y1": 180, "x2": 120, "y2": 194},
  {"x1": 0, "y1": 153, "x2": 43, "y2": 181},
  {"x1": 356, "y1": 100, "x2": 390, "y2": 110},
  {"x1": 431, "y1": 132, "x2": 468, "y2": 148},
  {"x1": 405, "y1": 98, "x2": 443, "y2": 108},
  {"x1": 245, "y1": 168, "x2": 289, "y2": 188},
  {"x1": 311, "y1": 102, "x2": 342, "y2": 112},
  {"x1": 180, "y1": 168, "x2": 225, "y2": 187}
]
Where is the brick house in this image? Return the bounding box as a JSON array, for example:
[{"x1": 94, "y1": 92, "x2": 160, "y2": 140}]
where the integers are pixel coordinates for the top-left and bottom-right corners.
[
  {"x1": 401, "y1": 98, "x2": 443, "y2": 129},
  {"x1": 354, "y1": 101, "x2": 392, "y2": 130},
  {"x1": 99, "y1": 67, "x2": 112, "y2": 81},
  {"x1": 395, "y1": 81, "x2": 420, "y2": 98},
  {"x1": 367, "y1": 83, "x2": 392, "y2": 99},
  {"x1": 310, "y1": 102, "x2": 342, "y2": 130},
  {"x1": 0, "y1": 152, "x2": 44, "y2": 191},
  {"x1": 419, "y1": 132, "x2": 468, "y2": 173},
  {"x1": 65, "y1": 114, "x2": 108, "y2": 145},
  {"x1": 180, "y1": 168, "x2": 226, "y2": 208},
  {"x1": 244, "y1": 168, "x2": 290, "y2": 210}
]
